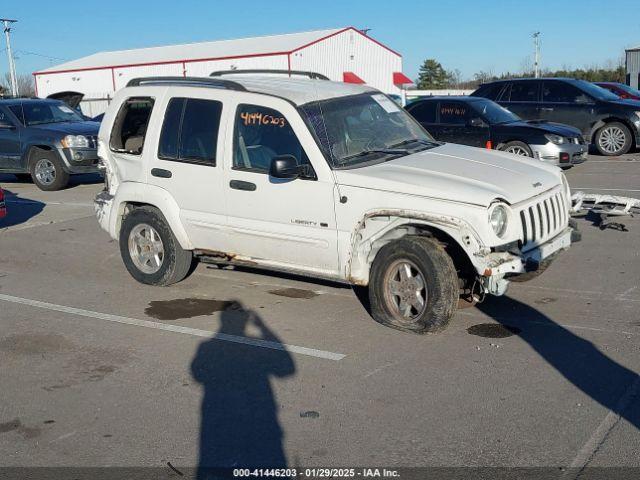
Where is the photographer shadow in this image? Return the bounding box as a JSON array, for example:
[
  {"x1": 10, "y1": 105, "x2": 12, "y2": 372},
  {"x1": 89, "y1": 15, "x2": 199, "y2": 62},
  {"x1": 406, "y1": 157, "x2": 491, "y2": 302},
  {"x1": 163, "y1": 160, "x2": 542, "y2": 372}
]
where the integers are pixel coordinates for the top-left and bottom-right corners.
[{"x1": 190, "y1": 302, "x2": 296, "y2": 477}]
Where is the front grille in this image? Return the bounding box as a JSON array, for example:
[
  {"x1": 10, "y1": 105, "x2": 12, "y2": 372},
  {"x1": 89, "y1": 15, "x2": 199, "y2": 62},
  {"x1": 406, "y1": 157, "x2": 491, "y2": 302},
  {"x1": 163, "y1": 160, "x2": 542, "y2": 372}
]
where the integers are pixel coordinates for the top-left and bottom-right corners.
[
  {"x1": 518, "y1": 190, "x2": 568, "y2": 250},
  {"x1": 87, "y1": 135, "x2": 98, "y2": 149}
]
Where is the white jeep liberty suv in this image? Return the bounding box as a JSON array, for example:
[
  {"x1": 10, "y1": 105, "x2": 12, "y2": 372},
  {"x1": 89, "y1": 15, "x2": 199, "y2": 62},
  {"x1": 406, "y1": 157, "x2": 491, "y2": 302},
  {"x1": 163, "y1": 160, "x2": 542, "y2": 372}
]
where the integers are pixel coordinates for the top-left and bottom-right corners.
[{"x1": 95, "y1": 72, "x2": 577, "y2": 334}]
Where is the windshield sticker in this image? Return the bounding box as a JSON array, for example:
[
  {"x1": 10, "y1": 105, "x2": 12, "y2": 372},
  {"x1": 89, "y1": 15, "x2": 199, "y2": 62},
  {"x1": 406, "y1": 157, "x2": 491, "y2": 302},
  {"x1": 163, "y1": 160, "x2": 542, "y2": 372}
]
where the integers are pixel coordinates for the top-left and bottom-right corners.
[
  {"x1": 240, "y1": 111, "x2": 286, "y2": 128},
  {"x1": 58, "y1": 105, "x2": 75, "y2": 114},
  {"x1": 371, "y1": 94, "x2": 401, "y2": 113}
]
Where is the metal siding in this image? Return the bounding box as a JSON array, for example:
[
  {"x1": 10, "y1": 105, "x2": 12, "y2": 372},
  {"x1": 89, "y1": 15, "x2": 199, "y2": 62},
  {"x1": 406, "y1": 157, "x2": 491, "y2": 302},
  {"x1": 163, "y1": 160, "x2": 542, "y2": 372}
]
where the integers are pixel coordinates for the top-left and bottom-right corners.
[
  {"x1": 291, "y1": 29, "x2": 402, "y2": 93},
  {"x1": 113, "y1": 63, "x2": 183, "y2": 90},
  {"x1": 35, "y1": 69, "x2": 113, "y2": 99},
  {"x1": 185, "y1": 55, "x2": 289, "y2": 77},
  {"x1": 627, "y1": 50, "x2": 640, "y2": 89}
]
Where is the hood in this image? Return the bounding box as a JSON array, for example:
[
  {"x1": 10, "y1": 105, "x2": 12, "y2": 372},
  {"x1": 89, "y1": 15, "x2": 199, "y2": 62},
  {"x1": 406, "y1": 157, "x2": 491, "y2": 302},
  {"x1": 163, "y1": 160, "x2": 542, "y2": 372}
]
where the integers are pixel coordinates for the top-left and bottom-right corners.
[
  {"x1": 47, "y1": 91, "x2": 84, "y2": 109},
  {"x1": 519, "y1": 120, "x2": 582, "y2": 137},
  {"x1": 334, "y1": 143, "x2": 562, "y2": 207},
  {"x1": 32, "y1": 121, "x2": 100, "y2": 137}
]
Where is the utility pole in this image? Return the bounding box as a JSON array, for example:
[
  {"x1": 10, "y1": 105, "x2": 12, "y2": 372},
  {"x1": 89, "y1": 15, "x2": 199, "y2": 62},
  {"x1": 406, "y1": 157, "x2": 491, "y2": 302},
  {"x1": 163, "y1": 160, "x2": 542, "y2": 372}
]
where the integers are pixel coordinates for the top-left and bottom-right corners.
[
  {"x1": 1, "y1": 18, "x2": 18, "y2": 97},
  {"x1": 532, "y1": 31, "x2": 541, "y2": 78}
]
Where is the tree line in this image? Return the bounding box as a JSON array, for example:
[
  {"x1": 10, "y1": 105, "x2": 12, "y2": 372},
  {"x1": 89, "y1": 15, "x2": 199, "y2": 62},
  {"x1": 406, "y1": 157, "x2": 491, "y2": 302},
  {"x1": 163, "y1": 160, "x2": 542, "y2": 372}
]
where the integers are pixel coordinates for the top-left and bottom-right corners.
[{"x1": 416, "y1": 58, "x2": 627, "y2": 90}]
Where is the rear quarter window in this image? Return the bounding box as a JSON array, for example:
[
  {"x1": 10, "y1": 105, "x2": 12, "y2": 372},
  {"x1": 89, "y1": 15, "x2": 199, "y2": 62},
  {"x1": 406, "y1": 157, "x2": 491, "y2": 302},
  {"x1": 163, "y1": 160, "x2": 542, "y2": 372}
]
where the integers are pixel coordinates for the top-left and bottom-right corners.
[
  {"x1": 406, "y1": 101, "x2": 437, "y2": 123},
  {"x1": 109, "y1": 97, "x2": 155, "y2": 155}
]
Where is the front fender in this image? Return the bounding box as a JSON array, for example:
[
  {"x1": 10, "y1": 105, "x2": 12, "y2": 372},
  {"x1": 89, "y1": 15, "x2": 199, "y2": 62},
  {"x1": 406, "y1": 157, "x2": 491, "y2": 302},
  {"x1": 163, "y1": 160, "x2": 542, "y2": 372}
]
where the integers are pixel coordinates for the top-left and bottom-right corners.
[
  {"x1": 108, "y1": 182, "x2": 193, "y2": 250},
  {"x1": 346, "y1": 209, "x2": 485, "y2": 285}
]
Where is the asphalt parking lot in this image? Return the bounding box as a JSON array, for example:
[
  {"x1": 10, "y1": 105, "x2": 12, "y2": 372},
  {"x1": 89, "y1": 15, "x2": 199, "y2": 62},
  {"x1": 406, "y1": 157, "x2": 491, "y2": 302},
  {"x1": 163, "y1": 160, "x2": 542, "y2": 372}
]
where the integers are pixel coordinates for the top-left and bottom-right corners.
[{"x1": 1, "y1": 152, "x2": 639, "y2": 476}]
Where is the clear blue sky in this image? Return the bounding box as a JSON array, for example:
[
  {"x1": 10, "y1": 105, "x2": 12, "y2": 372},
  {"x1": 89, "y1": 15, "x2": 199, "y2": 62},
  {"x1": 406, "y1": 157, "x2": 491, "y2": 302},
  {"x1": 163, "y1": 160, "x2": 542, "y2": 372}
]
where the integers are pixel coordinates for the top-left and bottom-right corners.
[{"x1": 3, "y1": 0, "x2": 639, "y2": 80}]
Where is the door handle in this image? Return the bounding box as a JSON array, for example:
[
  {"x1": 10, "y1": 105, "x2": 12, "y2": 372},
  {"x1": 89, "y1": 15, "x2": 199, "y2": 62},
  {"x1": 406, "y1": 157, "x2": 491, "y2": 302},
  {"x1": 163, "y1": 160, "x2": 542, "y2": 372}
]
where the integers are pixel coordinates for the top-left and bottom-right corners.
[
  {"x1": 539, "y1": 107, "x2": 554, "y2": 112},
  {"x1": 151, "y1": 168, "x2": 172, "y2": 178},
  {"x1": 229, "y1": 180, "x2": 256, "y2": 191}
]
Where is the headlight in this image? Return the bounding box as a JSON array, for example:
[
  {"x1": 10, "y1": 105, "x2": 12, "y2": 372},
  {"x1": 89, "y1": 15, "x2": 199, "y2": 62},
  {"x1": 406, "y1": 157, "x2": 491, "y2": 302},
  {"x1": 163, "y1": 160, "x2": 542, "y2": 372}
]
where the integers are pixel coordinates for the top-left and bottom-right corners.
[
  {"x1": 61, "y1": 135, "x2": 90, "y2": 148},
  {"x1": 634, "y1": 111, "x2": 640, "y2": 122},
  {"x1": 489, "y1": 203, "x2": 509, "y2": 238},
  {"x1": 544, "y1": 134, "x2": 565, "y2": 145}
]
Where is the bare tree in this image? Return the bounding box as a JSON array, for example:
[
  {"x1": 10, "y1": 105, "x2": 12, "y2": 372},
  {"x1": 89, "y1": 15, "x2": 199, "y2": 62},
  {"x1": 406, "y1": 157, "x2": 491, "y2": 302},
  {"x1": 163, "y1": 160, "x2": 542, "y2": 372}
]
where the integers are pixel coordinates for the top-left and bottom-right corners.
[{"x1": 1, "y1": 73, "x2": 35, "y2": 97}]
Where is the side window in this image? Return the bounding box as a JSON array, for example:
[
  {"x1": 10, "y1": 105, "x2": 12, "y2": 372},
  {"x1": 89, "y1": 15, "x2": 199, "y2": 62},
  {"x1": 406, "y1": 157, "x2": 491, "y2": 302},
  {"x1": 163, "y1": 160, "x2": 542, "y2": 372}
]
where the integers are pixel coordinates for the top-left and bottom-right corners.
[
  {"x1": 508, "y1": 82, "x2": 539, "y2": 102},
  {"x1": 477, "y1": 83, "x2": 506, "y2": 101},
  {"x1": 233, "y1": 104, "x2": 313, "y2": 176},
  {"x1": 542, "y1": 82, "x2": 591, "y2": 103},
  {"x1": 408, "y1": 101, "x2": 437, "y2": 123},
  {"x1": 109, "y1": 97, "x2": 155, "y2": 155},
  {"x1": 8, "y1": 106, "x2": 24, "y2": 125},
  {"x1": 439, "y1": 102, "x2": 468, "y2": 125},
  {"x1": 158, "y1": 98, "x2": 222, "y2": 165}
]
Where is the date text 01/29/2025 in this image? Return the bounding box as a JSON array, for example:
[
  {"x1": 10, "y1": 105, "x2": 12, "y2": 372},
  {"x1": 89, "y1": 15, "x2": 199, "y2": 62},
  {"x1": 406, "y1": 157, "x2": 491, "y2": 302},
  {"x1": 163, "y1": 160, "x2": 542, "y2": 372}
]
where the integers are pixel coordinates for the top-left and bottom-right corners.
[{"x1": 233, "y1": 468, "x2": 401, "y2": 478}]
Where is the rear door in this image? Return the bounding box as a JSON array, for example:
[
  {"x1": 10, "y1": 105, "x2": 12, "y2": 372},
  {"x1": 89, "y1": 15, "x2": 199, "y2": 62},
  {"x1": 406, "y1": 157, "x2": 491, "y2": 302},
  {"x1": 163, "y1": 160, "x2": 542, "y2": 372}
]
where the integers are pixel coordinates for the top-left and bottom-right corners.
[
  {"x1": 540, "y1": 80, "x2": 595, "y2": 137},
  {"x1": 147, "y1": 92, "x2": 229, "y2": 252},
  {"x1": 500, "y1": 80, "x2": 541, "y2": 120},
  {"x1": 0, "y1": 107, "x2": 21, "y2": 171},
  {"x1": 406, "y1": 101, "x2": 441, "y2": 139}
]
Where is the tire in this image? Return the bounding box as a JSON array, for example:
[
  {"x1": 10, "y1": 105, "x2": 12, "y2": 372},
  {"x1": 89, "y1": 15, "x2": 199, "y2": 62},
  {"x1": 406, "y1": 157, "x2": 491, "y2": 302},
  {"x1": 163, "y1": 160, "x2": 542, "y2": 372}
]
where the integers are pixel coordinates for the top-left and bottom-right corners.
[
  {"x1": 500, "y1": 141, "x2": 533, "y2": 157},
  {"x1": 119, "y1": 206, "x2": 194, "y2": 286},
  {"x1": 595, "y1": 122, "x2": 632, "y2": 156},
  {"x1": 29, "y1": 149, "x2": 69, "y2": 191},
  {"x1": 369, "y1": 236, "x2": 459, "y2": 334}
]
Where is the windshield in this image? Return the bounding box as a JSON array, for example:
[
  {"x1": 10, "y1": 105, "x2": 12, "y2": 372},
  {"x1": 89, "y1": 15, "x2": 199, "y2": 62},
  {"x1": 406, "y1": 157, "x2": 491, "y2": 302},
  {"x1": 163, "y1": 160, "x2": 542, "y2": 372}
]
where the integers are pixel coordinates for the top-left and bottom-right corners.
[
  {"x1": 11, "y1": 101, "x2": 85, "y2": 126},
  {"x1": 473, "y1": 99, "x2": 520, "y2": 124},
  {"x1": 574, "y1": 80, "x2": 621, "y2": 101},
  {"x1": 300, "y1": 93, "x2": 438, "y2": 168}
]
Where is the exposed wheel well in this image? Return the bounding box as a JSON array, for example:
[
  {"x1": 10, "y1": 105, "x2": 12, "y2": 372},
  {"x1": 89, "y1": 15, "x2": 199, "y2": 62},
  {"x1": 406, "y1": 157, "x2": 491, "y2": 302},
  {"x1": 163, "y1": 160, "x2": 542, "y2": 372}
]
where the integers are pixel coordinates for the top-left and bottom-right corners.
[
  {"x1": 353, "y1": 218, "x2": 477, "y2": 289},
  {"x1": 26, "y1": 145, "x2": 55, "y2": 164},
  {"x1": 117, "y1": 201, "x2": 161, "y2": 237}
]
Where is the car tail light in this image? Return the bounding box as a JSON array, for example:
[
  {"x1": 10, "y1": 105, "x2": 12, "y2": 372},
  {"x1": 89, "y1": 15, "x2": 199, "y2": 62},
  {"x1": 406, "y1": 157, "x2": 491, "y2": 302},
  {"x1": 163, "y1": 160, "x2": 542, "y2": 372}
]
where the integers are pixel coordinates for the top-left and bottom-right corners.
[
  {"x1": 559, "y1": 152, "x2": 570, "y2": 163},
  {"x1": 485, "y1": 140, "x2": 493, "y2": 150},
  {"x1": 0, "y1": 188, "x2": 6, "y2": 219}
]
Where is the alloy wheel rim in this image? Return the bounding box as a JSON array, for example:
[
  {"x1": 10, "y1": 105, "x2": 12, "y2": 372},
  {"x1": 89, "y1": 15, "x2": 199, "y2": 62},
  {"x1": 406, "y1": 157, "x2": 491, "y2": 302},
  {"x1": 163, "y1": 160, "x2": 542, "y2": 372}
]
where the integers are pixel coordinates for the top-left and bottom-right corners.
[
  {"x1": 34, "y1": 159, "x2": 56, "y2": 185},
  {"x1": 128, "y1": 224, "x2": 165, "y2": 274},
  {"x1": 505, "y1": 146, "x2": 530, "y2": 156},
  {"x1": 599, "y1": 126, "x2": 626, "y2": 154},
  {"x1": 383, "y1": 259, "x2": 428, "y2": 322}
]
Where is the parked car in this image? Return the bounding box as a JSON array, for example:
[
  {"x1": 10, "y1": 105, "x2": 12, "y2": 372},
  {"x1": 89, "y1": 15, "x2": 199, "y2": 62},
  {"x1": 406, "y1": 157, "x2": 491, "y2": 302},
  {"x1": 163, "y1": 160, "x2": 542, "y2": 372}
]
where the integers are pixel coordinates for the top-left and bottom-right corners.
[
  {"x1": 0, "y1": 98, "x2": 100, "y2": 190},
  {"x1": 594, "y1": 82, "x2": 640, "y2": 101},
  {"x1": 0, "y1": 185, "x2": 6, "y2": 219},
  {"x1": 95, "y1": 73, "x2": 577, "y2": 334},
  {"x1": 405, "y1": 96, "x2": 586, "y2": 167},
  {"x1": 472, "y1": 78, "x2": 640, "y2": 156}
]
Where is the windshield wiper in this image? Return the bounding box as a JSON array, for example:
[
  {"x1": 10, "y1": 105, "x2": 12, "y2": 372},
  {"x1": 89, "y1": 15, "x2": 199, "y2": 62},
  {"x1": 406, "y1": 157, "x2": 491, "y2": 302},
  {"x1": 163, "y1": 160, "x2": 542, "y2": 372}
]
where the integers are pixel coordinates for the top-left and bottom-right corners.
[
  {"x1": 340, "y1": 148, "x2": 409, "y2": 163},
  {"x1": 389, "y1": 138, "x2": 441, "y2": 149}
]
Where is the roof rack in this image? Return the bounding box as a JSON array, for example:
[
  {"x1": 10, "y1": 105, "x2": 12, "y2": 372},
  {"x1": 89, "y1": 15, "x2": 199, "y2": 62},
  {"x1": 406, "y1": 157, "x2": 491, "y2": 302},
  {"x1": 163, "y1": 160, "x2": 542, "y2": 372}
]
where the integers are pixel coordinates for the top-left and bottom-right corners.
[
  {"x1": 126, "y1": 76, "x2": 247, "y2": 91},
  {"x1": 209, "y1": 69, "x2": 330, "y2": 81}
]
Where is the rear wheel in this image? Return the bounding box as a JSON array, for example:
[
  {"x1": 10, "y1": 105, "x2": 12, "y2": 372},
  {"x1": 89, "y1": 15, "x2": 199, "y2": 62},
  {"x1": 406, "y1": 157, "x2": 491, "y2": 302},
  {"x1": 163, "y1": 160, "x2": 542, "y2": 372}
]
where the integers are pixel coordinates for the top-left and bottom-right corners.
[
  {"x1": 595, "y1": 122, "x2": 632, "y2": 156},
  {"x1": 119, "y1": 206, "x2": 193, "y2": 286},
  {"x1": 501, "y1": 141, "x2": 533, "y2": 157},
  {"x1": 369, "y1": 236, "x2": 459, "y2": 334},
  {"x1": 29, "y1": 150, "x2": 69, "y2": 191}
]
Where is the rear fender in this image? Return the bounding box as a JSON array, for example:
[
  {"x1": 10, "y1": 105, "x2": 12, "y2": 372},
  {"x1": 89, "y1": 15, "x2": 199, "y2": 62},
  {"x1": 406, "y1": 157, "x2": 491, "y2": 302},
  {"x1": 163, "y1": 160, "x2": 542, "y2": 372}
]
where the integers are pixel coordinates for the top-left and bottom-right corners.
[{"x1": 109, "y1": 183, "x2": 193, "y2": 250}]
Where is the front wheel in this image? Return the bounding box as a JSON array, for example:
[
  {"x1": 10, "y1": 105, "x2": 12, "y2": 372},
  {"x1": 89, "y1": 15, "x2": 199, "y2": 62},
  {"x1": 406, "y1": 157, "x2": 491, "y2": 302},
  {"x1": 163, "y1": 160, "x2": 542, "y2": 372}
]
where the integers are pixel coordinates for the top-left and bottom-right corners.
[
  {"x1": 119, "y1": 206, "x2": 194, "y2": 286},
  {"x1": 30, "y1": 150, "x2": 69, "y2": 191},
  {"x1": 369, "y1": 236, "x2": 459, "y2": 334},
  {"x1": 500, "y1": 141, "x2": 533, "y2": 157},
  {"x1": 595, "y1": 122, "x2": 632, "y2": 156}
]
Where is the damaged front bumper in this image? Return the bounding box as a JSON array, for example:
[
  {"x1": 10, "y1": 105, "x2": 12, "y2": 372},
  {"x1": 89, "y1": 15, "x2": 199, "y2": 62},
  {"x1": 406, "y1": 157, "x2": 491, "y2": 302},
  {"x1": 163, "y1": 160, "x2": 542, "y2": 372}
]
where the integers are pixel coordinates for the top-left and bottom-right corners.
[{"x1": 476, "y1": 225, "x2": 577, "y2": 295}]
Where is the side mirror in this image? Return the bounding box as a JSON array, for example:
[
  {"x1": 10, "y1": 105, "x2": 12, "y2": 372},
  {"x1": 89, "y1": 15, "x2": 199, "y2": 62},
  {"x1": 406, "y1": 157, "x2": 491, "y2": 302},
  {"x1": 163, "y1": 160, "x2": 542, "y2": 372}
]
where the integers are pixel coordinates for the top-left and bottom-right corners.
[
  {"x1": 269, "y1": 155, "x2": 300, "y2": 179},
  {"x1": 469, "y1": 117, "x2": 487, "y2": 128}
]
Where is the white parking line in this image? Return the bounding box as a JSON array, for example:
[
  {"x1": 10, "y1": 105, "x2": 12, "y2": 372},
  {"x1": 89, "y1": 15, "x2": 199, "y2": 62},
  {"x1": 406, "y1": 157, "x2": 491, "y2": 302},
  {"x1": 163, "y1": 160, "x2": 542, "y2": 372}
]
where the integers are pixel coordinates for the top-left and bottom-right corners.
[
  {"x1": 568, "y1": 375, "x2": 640, "y2": 473},
  {"x1": 0, "y1": 293, "x2": 346, "y2": 361}
]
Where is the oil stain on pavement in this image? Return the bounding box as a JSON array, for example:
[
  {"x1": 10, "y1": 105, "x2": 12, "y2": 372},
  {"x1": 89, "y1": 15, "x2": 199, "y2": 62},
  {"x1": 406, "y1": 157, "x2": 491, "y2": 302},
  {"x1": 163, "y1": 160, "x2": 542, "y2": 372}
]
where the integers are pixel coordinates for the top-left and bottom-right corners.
[
  {"x1": 268, "y1": 288, "x2": 318, "y2": 299},
  {"x1": 145, "y1": 298, "x2": 242, "y2": 321},
  {"x1": 467, "y1": 323, "x2": 522, "y2": 338}
]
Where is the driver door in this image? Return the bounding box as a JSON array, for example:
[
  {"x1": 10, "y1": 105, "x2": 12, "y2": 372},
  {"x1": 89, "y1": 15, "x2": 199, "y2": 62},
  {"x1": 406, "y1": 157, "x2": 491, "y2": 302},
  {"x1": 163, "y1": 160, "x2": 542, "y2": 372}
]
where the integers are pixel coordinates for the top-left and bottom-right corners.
[{"x1": 223, "y1": 98, "x2": 340, "y2": 276}]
